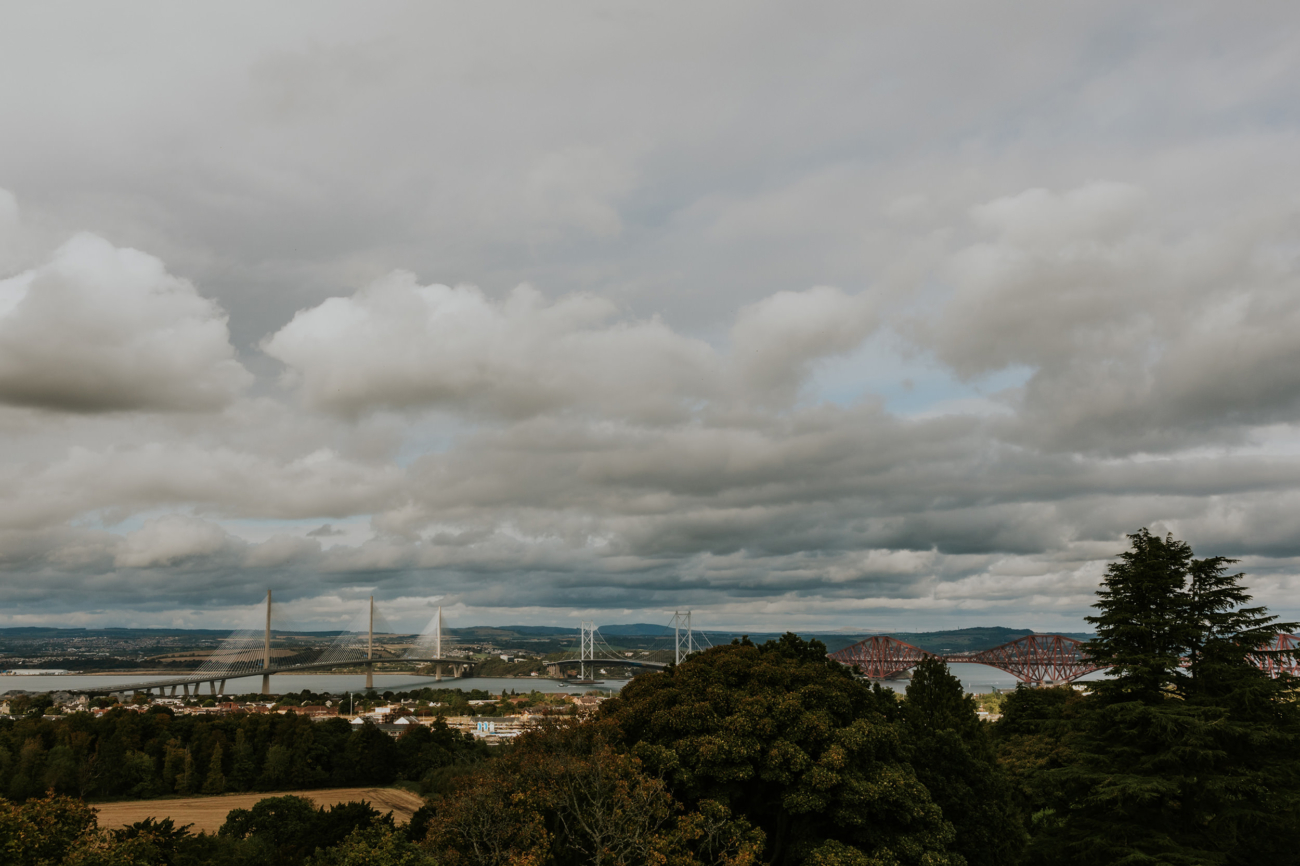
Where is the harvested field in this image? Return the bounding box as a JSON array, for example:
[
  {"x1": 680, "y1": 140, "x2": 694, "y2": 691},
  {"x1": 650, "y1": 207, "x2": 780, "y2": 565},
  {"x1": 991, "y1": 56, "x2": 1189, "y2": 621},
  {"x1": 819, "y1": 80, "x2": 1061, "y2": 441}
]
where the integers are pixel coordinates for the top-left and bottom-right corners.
[{"x1": 91, "y1": 787, "x2": 425, "y2": 832}]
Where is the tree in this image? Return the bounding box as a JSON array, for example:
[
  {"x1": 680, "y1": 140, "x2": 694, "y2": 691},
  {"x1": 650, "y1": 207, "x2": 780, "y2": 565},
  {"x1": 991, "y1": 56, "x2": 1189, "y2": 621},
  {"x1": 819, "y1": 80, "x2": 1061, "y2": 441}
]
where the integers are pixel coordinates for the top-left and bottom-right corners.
[
  {"x1": 221, "y1": 794, "x2": 323, "y2": 862},
  {"x1": 424, "y1": 721, "x2": 762, "y2": 866},
  {"x1": 308, "y1": 825, "x2": 433, "y2": 866},
  {"x1": 1032, "y1": 529, "x2": 1300, "y2": 865},
  {"x1": 601, "y1": 634, "x2": 962, "y2": 866},
  {"x1": 202, "y1": 744, "x2": 226, "y2": 795},
  {"x1": 177, "y1": 749, "x2": 198, "y2": 796},
  {"x1": 342, "y1": 722, "x2": 399, "y2": 785},
  {"x1": 0, "y1": 793, "x2": 99, "y2": 866},
  {"x1": 1083, "y1": 528, "x2": 1198, "y2": 703},
  {"x1": 902, "y1": 658, "x2": 1027, "y2": 866},
  {"x1": 904, "y1": 657, "x2": 981, "y2": 738},
  {"x1": 229, "y1": 729, "x2": 257, "y2": 792},
  {"x1": 162, "y1": 740, "x2": 186, "y2": 794}
]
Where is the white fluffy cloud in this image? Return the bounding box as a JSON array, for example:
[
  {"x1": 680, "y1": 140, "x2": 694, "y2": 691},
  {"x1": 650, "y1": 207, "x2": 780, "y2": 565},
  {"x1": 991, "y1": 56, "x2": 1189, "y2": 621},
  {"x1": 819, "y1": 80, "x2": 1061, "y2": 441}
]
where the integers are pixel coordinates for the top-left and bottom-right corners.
[
  {"x1": 263, "y1": 273, "x2": 875, "y2": 419},
  {"x1": 0, "y1": 230, "x2": 250, "y2": 412},
  {"x1": 116, "y1": 515, "x2": 240, "y2": 568},
  {"x1": 731, "y1": 286, "x2": 877, "y2": 401}
]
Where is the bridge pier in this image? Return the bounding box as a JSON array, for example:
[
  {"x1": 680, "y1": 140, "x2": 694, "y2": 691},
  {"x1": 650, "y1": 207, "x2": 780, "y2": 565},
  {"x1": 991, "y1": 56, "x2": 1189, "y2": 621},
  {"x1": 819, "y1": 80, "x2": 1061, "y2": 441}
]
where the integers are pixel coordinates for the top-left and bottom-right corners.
[
  {"x1": 219, "y1": 679, "x2": 226, "y2": 695},
  {"x1": 435, "y1": 663, "x2": 442, "y2": 682},
  {"x1": 209, "y1": 681, "x2": 217, "y2": 696}
]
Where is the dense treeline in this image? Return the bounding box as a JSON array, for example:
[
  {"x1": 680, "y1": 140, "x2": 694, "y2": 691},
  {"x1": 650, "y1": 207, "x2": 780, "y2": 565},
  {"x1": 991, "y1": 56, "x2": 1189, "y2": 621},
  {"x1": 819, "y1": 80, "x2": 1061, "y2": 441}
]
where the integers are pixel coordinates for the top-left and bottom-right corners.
[
  {"x1": 0, "y1": 709, "x2": 480, "y2": 802},
  {"x1": 2, "y1": 528, "x2": 1299, "y2": 865}
]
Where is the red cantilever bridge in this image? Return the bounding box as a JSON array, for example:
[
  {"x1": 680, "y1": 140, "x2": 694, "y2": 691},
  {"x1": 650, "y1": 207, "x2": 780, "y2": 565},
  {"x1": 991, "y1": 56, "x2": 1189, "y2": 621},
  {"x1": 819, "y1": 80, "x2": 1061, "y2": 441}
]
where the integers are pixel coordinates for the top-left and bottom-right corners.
[{"x1": 827, "y1": 633, "x2": 1300, "y2": 686}]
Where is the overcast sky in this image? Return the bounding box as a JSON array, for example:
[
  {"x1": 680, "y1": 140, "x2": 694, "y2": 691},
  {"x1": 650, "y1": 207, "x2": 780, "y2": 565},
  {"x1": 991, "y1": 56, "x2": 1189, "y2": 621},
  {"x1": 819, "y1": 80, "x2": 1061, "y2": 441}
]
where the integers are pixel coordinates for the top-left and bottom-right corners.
[{"x1": 1, "y1": 2, "x2": 1299, "y2": 635}]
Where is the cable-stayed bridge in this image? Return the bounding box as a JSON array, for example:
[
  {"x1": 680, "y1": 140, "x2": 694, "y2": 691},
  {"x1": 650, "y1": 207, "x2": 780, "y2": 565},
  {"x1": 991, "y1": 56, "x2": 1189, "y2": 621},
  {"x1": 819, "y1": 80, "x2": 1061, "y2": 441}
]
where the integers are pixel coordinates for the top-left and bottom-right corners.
[
  {"x1": 78, "y1": 592, "x2": 470, "y2": 697},
  {"x1": 77, "y1": 597, "x2": 714, "y2": 697}
]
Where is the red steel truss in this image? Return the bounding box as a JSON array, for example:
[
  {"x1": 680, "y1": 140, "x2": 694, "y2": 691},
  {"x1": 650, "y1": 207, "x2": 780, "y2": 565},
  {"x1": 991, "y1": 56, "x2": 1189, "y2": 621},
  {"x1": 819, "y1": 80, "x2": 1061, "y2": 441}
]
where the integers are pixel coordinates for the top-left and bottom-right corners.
[
  {"x1": 1252, "y1": 633, "x2": 1300, "y2": 678},
  {"x1": 828, "y1": 633, "x2": 1098, "y2": 685},
  {"x1": 828, "y1": 633, "x2": 1300, "y2": 686},
  {"x1": 946, "y1": 634, "x2": 1100, "y2": 685},
  {"x1": 826, "y1": 635, "x2": 935, "y2": 679}
]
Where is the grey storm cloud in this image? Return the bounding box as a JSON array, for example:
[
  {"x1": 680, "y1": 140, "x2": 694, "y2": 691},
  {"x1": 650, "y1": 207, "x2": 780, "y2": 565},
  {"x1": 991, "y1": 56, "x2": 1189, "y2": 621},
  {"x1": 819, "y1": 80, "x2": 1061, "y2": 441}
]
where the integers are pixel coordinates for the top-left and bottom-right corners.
[
  {"x1": 0, "y1": 233, "x2": 250, "y2": 412},
  {"x1": 0, "y1": 2, "x2": 1299, "y2": 634}
]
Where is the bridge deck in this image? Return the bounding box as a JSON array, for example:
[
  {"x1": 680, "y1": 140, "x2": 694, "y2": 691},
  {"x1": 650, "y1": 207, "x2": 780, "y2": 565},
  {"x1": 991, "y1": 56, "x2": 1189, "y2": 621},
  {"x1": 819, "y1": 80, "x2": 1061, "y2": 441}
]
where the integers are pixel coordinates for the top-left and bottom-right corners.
[
  {"x1": 73, "y1": 657, "x2": 476, "y2": 694},
  {"x1": 77, "y1": 655, "x2": 671, "y2": 694}
]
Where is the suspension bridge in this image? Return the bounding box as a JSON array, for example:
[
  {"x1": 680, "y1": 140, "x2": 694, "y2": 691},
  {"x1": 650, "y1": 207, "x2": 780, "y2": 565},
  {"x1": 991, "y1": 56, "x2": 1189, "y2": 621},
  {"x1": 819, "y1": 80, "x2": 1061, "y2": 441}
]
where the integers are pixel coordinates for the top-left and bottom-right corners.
[{"x1": 542, "y1": 611, "x2": 710, "y2": 680}]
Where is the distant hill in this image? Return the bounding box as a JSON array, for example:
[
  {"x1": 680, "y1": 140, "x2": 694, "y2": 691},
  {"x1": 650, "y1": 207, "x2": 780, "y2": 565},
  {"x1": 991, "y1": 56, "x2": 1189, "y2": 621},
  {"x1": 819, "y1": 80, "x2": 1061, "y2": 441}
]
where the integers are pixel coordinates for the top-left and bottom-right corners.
[
  {"x1": 597, "y1": 623, "x2": 678, "y2": 636},
  {"x1": 812, "y1": 627, "x2": 1096, "y2": 655},
  {"x1": 0, "y1": 623, "x2": 1095, "y2": 652},
  {"x1": 485, "y1": 625, "x2": 575, "y2": 636}
]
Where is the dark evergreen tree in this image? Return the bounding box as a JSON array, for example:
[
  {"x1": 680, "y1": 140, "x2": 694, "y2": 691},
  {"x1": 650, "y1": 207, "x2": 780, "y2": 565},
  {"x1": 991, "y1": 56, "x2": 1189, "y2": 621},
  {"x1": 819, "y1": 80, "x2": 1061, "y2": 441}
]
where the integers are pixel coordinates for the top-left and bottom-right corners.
[
  {"x1": 202, "y1": 743, "x2": 226, "y2": 795},
  {"x1": 903, "y1": 657, "x2": 1027, "y2": 866},
  {"x1": 1083, "y1": 528, "x2": 1196, "y2": 704},
  {"x1": 1032, "y1": 529, "x2": 1300, "y2": 866},
  {"x1": 229, "y1": 729, "x2": 257, "y2": 792}
]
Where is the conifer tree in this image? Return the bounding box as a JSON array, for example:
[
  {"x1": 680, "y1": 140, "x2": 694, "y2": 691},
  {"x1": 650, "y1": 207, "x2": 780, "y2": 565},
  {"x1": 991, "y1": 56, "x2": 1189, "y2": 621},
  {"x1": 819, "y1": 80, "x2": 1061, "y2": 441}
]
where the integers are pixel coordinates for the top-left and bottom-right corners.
[
  {"x1": 177, "y1": 749, "x2": 198, "y2": 796},
  {"x1": 162, "y1": 740, "x2": 186, "y2": 793},
  {"x1": 1082, "y1": 528, "x2": 1196, "y2": 703},
  {"x1": 1034, "y1": 529, "x2": 1300, "y2": 865},
  {"x1": 201, "y1": 744, "x2": 225, "y2": 795},
  {"x1": 904, "y1": 657, "x2": 1027, "y2": 866},
  {"x1": 230, "y1": 730, "x2": 257, "y2": 792}
]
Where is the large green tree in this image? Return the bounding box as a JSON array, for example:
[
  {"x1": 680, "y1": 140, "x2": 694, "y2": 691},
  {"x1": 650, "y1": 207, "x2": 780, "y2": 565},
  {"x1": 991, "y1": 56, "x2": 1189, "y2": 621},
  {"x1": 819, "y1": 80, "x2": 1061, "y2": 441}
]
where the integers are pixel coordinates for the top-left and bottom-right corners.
[
  {"x1": 423, "y1": 720, "x2": 762, "y2": 866},
  {"x1": 902, "y1": 658, "x2": 1027, "y2": 866},
  {"x1": 600, "y1": 633, "x2": 962, "y2": 866},
  {"x1": 1033, "y1": 529, "x2": 1300, "y2": 865}
]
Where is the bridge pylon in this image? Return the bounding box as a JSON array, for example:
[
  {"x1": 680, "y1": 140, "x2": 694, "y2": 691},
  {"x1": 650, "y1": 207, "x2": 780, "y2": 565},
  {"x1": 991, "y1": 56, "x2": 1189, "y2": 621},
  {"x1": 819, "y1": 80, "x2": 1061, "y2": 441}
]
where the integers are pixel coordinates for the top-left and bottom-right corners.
[
  {"x1": 261, "y1": 590, "x2": 272, "y2": 695},
  {"x1": 366, "y1": 595, "x2": 375, "y2": 690},
  {"x1": 580, "y1": 621, "x2": 595, "y2": 680},
  {"x1": 671, "y1": 610, "x2": 694, "y2": 664}
]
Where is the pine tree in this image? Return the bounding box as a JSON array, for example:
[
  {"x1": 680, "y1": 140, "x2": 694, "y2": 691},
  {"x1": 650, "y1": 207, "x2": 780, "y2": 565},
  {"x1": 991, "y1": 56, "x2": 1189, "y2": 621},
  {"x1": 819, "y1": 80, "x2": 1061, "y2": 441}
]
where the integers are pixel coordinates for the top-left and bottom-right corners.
[
  {"x1": 201, "y1": 744, "x2": 225, "y2": 795},
  {"x1": 161, "y1": 740, "x2": 186, "y2": 793},
  {"x1": 230, "y1": 730, "x2": 257, "y2": 792},
  {"x1": 905, "y1": 656, "x2": 982, "y2": 737},
  {"x1": 1033, "y1": 529, "x2": 1300, "y2": 865},
  {"x1": 904, "y1": 657, "x2": 1027, "y2": 866},
  {"x1": 177, "y1": 749, "x2": 198, "y2": 796},
  {"x1": 1083, "y1": 528, "x2": 1196, "y2": 703}
]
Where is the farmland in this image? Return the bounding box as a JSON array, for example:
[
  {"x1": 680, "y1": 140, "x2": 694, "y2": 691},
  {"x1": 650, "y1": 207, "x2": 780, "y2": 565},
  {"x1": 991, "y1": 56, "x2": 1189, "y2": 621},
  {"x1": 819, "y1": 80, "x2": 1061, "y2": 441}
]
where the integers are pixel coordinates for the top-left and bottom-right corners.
[{"x1": 90, "y1": 786, "x2": 425, "y2": 833}]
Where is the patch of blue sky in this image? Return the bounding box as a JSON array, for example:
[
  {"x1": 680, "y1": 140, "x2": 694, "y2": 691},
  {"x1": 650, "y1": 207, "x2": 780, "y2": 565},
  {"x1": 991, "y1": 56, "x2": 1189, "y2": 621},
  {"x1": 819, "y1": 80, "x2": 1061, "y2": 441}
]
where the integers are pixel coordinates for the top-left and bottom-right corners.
[
  {"x1": 808, "y1": 329, "x2": 1032, "y2": 417},
  {"x1": 392, "y1": 411, "x2": 476, "y2": 467}
]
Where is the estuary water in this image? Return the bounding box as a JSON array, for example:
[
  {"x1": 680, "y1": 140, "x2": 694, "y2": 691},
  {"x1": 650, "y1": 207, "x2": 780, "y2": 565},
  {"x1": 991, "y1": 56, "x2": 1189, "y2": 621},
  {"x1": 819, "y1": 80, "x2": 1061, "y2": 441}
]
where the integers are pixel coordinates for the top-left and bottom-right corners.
[
  {"x1": 0, "y1": 673, "x2": 626, "y2": 697},
  {"x1": 879, "y1": 662, "x2": 1109, "y2": 694},
  {"x1": 1, "y1": 664, "x2": 1108, "y2": 697}
]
